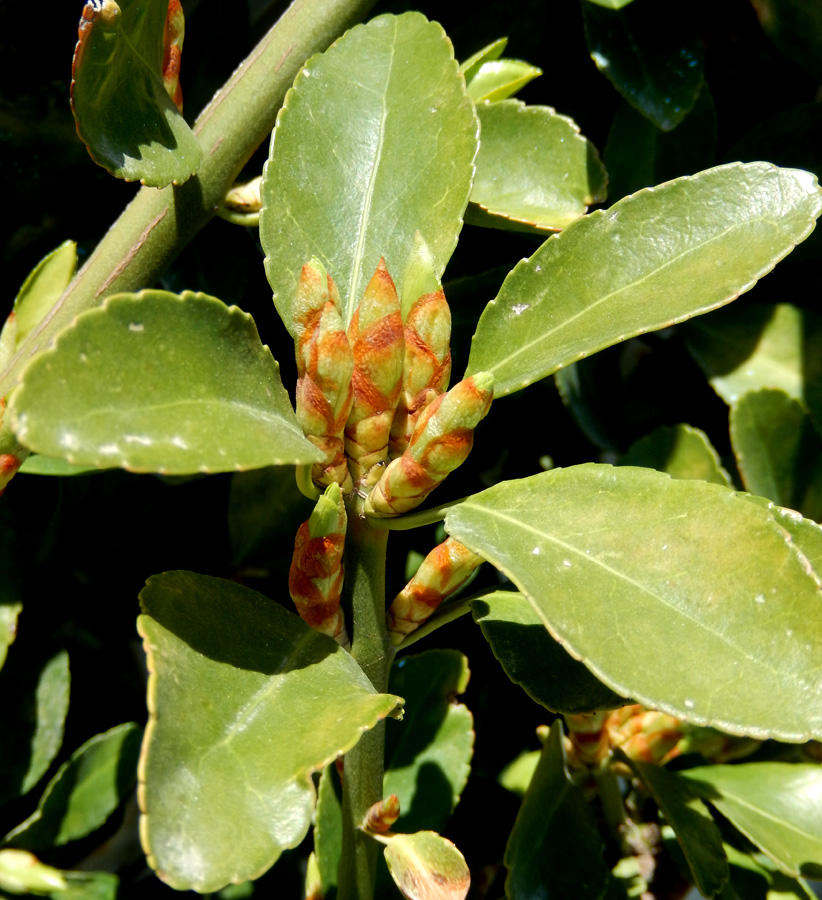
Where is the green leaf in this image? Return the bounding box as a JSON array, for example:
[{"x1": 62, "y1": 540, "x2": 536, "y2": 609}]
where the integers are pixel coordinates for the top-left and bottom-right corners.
[
  {"x1": 683, "y1": 304, "x2": 822, "y2": 429},
  {"x1": 52, "y1": 871, "x2": 119, "y2": 900},
  {"x1": 466, "y1": 100, "x2": 607, "y2": 233},
  {"x1": 471, "y1": 590, "x2": 626, "y2": 714},
  {"x1": 260, "y1": 12, "x2": 479, "y2": 331},
  {"x1": 582, "y1": 2, "x2": 704, "y2": 131},
  {"x1": 723, "y1": 843, "x2": 815, "y2": 900},
  {"x1": 137, "y1": 571, "x2": 402, "y2": 892},
  {"x1": 382, "y1": 831, "x2": 470, "y2": 900},
  {"x1": 498, "y1": 749, "x2": 541, "y2": 797},
  {"x1": 465, "y1": 163, "x2": 822, "y2": 396},
  {"x1": 604, "y1": 91, "x2": 717, "y2": 201},
  {"x1": 459, "y1": 38, "x2": 507, "y2": 82},
  {"x1": 0, "y1": 650, "x2": 70, "y2": 806},
  {"x1": 683, "y1": 764, "x2": 822, "y2": 879},
  {"x1": 465, "y1": 60, "x2": 542, "y2": 103},
  {"x1": 504, "y1": 720, "x2": 615, "y2": 900},
  {"x1": 384, "y1": 650, "x2": 473, "y2": 834},
  {"x1": 0, "y1": 503, "x2": 22, "y2": 673},
  {"x1": 445, "y1": 464, "x2": 822, "y2": 741},
  {"x1": 4, "y1": 723, "x2": 141, "y2": 850},
  {"x1": 70, "y1": 0, "x2": 202, "y2": 186},
  {"x1": 18, "y1": 456, "x2": 112, "y2": 477},
  {"x1": 731, "y1": 389, "x2": 822, "y2": 519},
  {"x1": 752, "y1": 0, "x2": 822, "y2": 81},
  {"x1": 314, "y1": 766, "x2": 343, "y2": 899},
  {"x1": 622, "y1": 424, "x2": 731, "y2": 486},
  {"x1": 584, "y1": 0, "x2": 636, "y2": 9},
  {"x1": 0, "y1": 242, "x2": 77, "y2": 369},
  {"x1": 621, "y1": 755, "x2": 727, "y2": 897},
  {"x1": 10, "y1": 291, "x2": 322, "y2": 475}
]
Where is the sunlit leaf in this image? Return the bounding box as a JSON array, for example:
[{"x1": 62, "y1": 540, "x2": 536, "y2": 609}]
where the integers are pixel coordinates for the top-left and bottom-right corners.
[
  {"x1": 137, "y1": 571, "x2": 401, "y2": 892},
  {"x1": 582, "y1": 1, "x2": 704, "y2": 131},
  {"x1": 459, "y1": 38, "x2": 507, "y2": 82},
  {"x1": 472, "y1": 590, "x2": 626, "y2": 714},
  {"x1": 684, "y1": 303, "x2": 822, "y2": 431},
  {"x1": 498, "y1": 749, "x2": 540, "y2": 797},
  {"x1": 465, "y1": 60, "x2": 541, "y2": 103},
  {"x1": 505, "y1": 720, "x2": 615, "y2": 899},
  {"x1": 622, "y1": 423, "x2": 731, "y2": 486},
  {"x1": 466, "y1": 100, "x2": 606, "y2": 233},
  {"x1": 71, "y1": 0, "x2": 201, "y2": 186},
  {"x1": 384, "y1": 650, "x2": 473, "y2": 834},
  {"x1": 10, "y1": 291, "x2": 322, "y2": 475},
  {"x1": 466, "y1": 164, "x2": 822, "y2": 396},
  {"x1": 683, "y1": 764, "x2": 822, "y2": 879},
  {"x1": 382, "y1": 831, "x2": 470, "y2": 900},
  {"x1": 261, "y1": 12, "x2": 478, "y2": 331},
  {"x1": 731, "y1": 389, "x2": 822, "y2": 520},
  {"x1": 0, "y1": 650, "x2": 70, "y2": 805},
  {"x1": 584, "y1": 0, "x2": 636, "y2": 9},
  {"x1": 446, "y1": 464, "x2": 822, "y2": 740},
  {"x1": 4, "y1": 723, "x2": 141, "y2": 850},
  {"x1": 622, "y1": 755, "x2": 727, "y2": 897}
]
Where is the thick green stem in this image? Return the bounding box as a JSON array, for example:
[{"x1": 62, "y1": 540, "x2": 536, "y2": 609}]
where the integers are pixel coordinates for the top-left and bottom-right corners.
[
  {"x1": 338, "y1": 505, "x2": 392, "y2": 900},
  {"x1": 0, "y1": 0, "x2": 377, "y2": 398}
]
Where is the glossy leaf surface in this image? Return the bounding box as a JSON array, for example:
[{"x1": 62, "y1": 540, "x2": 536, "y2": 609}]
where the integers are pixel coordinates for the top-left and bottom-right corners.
[
  {"x1": 384, "y1": 650, "x2": 473, "y2": 834},
  {"x1": 446, "y1": 464, "x2": 822, "y2": 740},
  {"x1": 71, "y1": 0, "x2": 202, "y2": 186},
  {"x1": 0, "y1": 650, "x2": 70, "y2": 806},
  {"x1": 683, "y1": 764, "x2": 822, "y2": 879},
  {"x1": 623, "y1": 756, "x2": 727, "y2": 897},
  {"x1": 472, "y1": 590, "x2": 625, "y2": 714},
  {"x1": 261, "y1": 12, "x2": 478, "y2": 330},
  {"x1": 467, "y1": 101, "x2": 607, "y2": 232},
  {"x1": 382, "y1": 831, "x2": 470, "y2": 900},
  {"x1": 459, "y1": 38, "x2": 507, "y2": 82},
  {"x1": 505, "y1": 721, "x2": 614, "y2": 900},
  {"x1": 684, "y1": 303, "x2": 822, "y2": 430},
  {"x1": 731, "y1": 389, "x2": 822, "y2": 520},
  {"x1": 622, "y1": 424, "x2": 731, "y2": 486},
  {"x1": 137, "y1": 571, "x2": 401, "y2": 892},
  {"x1": 10, "y1": 291, "x2": 321, "y2": 474},
  {"x1": 466, "y1": 164, "x2": 822, "y2": 396},
  {"x1": 465, "y1": 61, "x2": 542, "y2": 103},
  {"x1": 582, "y1": 2, "x2": 704, "y2": 130},
  {"x1": 5, "y1": 723, "x2": 141, "y2": 850}
]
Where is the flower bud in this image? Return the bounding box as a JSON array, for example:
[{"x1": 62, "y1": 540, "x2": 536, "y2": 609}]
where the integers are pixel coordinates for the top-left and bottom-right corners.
[
  {"x1": 293, "y1": 261, "x2": 354, "y2": 492},
  {"x1": 344, "y1": 259, "x2": 404, "y2": 487},
  {"x1": 288, "y1": 483, "x2": 348, "y2": 644},
  {"x1": 386, "y1": 537, "x2": 484, "y2": 644},
  {"x1": 365, "y1": 373, "x2": 493, "y2": 518}
]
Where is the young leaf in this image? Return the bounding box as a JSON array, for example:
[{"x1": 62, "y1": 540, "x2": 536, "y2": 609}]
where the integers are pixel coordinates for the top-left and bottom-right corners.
[
  {"x1": 682, "y1": 764, "x2": 822, "y2": 879},
  {"x1": 0, "y1": 650, "x2": 70, "y2": 806},
  {"x1": 471, "y1": 590, "x2": 626, "y2": 714},
  {"x1": 459, "y1": 38, "x2": 507, "y2": 82},
  {"x1": 582, "y1": 1, "x2": 704, "y2": 131},
  {"x1": 731, "y1": 389, "x2": 822, "y2": 520},
  {"x1": 466, "y1": 100, "x2": 607, "y2": 233},
  {"x1": 384, "y1": 650, "x2": 473, "y2": 834},
  {"x1": 620, "y1": 755, "x2": 728, "y2": 897},
  {"x1": 621, "y1": 424, "x2": 731, "y2": 486},
  {"x1": 466, "y1": 163, "x2": 822, "y2": 396},
  {"x1": 464, "y1": 60, "x2": 542, "y2": 103},
  {"x1": 71, "y1": 0, "x2": 202, "y2": 186},
  {"x1": 10, "y1": 291, "x2": 322, "y2": 475},
  {"x1": 137, "y1": 571, "x2": 402, "y2": 893},
  {"x1": 445, "y1": 464, "x2": 822, "y2": 741},
  {"x1": 505, "y1": 720, "x2": 616, "y2": 900},
  {"x1": 261, "y1": 12, "x2": 479, "y2": 331},
  {"x1": 4, "y1": 723, "x2": 141, "y2": 850},
  {"x1": 382, "y1": 831, "x2": 470, "y2": 900}
]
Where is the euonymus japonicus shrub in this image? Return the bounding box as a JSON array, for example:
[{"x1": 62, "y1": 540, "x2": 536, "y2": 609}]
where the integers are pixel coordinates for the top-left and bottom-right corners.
[{"x1": 2, "y1": 2, "x2": 822, "y2": 899}]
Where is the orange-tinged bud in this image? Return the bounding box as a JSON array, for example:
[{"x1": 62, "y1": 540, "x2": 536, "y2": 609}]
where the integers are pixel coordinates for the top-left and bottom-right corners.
[
  {"x1": 386, "y1": 537, "x2": 484, "y2": 644},
  {"x1": 363, "y1": 794, "x2": 401, "y2": 833},
  {"x1": 288, "y1": 484, "x2": 348, "y2": 644},
  {"x1": 345, "y1": 259, "x2": 404, "y2": 486},
  {"x1": 389, "y1": 288, "x2": 452, "y2": 457},
  {"x1": 365, "y1": 373, "x2": 493, "y2": 518}
]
